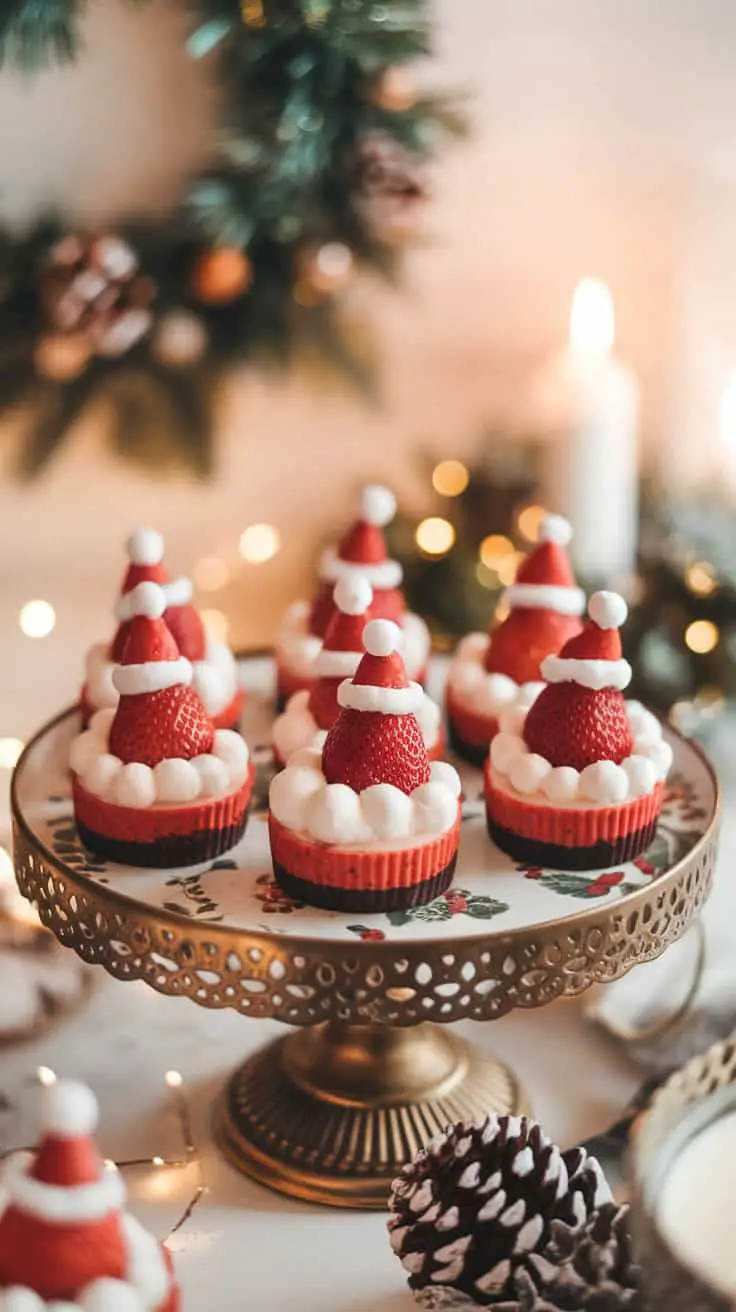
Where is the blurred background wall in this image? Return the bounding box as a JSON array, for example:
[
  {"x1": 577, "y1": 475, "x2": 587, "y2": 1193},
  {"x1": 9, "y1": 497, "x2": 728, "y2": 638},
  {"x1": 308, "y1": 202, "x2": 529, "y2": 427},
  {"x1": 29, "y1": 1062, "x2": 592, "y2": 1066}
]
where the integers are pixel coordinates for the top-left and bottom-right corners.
[{"x1": 0, "y1": 0, "x2": 736, "y2": 736}]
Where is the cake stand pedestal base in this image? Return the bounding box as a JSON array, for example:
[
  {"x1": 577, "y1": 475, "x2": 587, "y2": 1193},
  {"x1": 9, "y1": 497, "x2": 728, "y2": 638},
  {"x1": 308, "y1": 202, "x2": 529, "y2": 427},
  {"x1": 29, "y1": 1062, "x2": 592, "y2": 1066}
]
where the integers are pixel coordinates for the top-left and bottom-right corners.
[{"x1": 214, "y1": 1021, "x2": 528, "y2": 1208}]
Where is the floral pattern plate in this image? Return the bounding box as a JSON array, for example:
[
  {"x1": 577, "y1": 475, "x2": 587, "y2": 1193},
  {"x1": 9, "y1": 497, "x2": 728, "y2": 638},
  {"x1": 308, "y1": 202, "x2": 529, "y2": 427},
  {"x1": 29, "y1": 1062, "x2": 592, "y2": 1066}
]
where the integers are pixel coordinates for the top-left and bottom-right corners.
[{"x1": 13, "y1": 656, "x2": 718, "y2": 946}]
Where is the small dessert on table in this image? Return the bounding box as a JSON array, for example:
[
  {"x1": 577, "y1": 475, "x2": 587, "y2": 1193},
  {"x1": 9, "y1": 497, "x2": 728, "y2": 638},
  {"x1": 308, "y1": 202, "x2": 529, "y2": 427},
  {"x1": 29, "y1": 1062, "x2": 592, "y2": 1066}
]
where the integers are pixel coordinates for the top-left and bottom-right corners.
[
  {"x1": 0, "y1": 1077, "x2": 179, "y2": 1310},
  {"x1": 269, "y1": 618, "x2": 461, "y2": 912},
  {"x1": 275, "y1": 484, "x2": 430, "y2": 708},
  {"x1": 272, "y1": 576, "x2": 444, "y2": 768},
  {"x1": 71, "y1": 582, "x2": 253, "y2": 868},
  {"x1": 446, "y1": 515, "x2": 585, "y2": 765},
  {"x1": 82, "y1": 528, "x2": 243, "y2": 731},
  {"x1": 485, "y1": 591, "x2": 672, "y2": 870}
]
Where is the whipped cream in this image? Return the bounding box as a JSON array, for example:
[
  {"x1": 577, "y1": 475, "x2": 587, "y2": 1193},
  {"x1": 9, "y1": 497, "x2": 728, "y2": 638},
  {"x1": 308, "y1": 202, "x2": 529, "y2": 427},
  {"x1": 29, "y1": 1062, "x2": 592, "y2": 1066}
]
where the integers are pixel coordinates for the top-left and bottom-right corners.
[
  {"x1": 70, "y1": 708, "x2": 249, "y2": 809},
  {"x1": 272, "y1": 687, "x2": 442, "y2": 764},
  {"x1": 270, "y1": 748, "x2": 461, "y2": 849},
  {"x1": 84, "y1": 636, "x2": 239, "y2": 719},
  {"x1": 489, "y1": 697, "x2": 672, "y2": 807},
  {"x1": 277, "y1": 601, "x2": 430, "y2": 682},
  {"x1": 447, "y1": 633, "x2": 545, "y2": 719}
]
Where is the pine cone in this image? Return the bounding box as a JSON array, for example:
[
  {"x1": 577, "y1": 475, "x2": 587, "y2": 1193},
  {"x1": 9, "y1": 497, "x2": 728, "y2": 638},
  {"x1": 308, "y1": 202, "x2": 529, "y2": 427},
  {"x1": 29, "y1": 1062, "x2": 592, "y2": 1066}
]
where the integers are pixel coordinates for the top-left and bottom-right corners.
[
  {"x1": 388, "y1": 1115, "x2": 613, "y2": 1306},
  {"x1": 40, "y1": 234, "x2": 155, "y2": 358},
  {"x1": 505, "y1": 1204, "x2": 643, "y2": 1312}
]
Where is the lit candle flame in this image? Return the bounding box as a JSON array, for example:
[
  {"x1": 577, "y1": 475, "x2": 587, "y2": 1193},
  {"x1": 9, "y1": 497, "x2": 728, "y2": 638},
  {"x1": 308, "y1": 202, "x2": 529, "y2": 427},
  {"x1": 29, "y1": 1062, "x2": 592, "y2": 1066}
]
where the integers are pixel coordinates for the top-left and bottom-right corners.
[
  {"x1": 718, "y1": 371, "x2": 736, "y2": 454},
  {"x1": 569, "y1": 278, "x2": 615, "y2": 359}
]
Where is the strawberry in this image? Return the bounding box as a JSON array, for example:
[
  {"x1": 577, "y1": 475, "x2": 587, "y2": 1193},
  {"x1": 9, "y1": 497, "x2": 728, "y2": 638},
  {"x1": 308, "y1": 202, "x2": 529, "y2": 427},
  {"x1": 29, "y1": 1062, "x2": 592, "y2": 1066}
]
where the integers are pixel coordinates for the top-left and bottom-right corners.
[
  {"x1": 486, "y1": 607, "x2": 582, "y2": 684},
  {"x1": 310, "y1": 583, "x2": 404, "y2": 639},
  {"x1": 308, "y1": 676, "x2": 343, "y2": 731},
  {"x1": 109, "y1": 684, "x2": 214, "y2": 766},
  {"x1": 164, "y1": 604, "x2": 207, "y2": 662},
  {"x1": 322, "y1": 709, "x2": 430, "y2": 795},
  {"x1": 523, "y1": 683, "x2": 633, "y2": 770}
]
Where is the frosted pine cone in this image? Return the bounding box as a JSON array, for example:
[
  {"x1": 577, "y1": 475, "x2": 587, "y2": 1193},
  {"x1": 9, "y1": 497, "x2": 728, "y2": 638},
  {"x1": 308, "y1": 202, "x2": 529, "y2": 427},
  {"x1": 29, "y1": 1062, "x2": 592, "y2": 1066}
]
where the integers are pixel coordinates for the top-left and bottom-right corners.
[
  {"x1": 40, "y1": 234, "x2": 155, "y2": 358},
  {"x1": 388, "y1": 1115, "x2": 613, "y2": 1306}
]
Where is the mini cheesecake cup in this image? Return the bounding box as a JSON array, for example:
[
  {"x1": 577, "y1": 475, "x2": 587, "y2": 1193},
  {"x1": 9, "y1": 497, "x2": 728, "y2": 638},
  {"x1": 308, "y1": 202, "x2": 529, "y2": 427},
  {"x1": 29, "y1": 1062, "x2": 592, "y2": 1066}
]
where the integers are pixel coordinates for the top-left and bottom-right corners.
[
  {"x1": 270, "y1": 809, "x2": 462, "y2": 912},
  {"x1": 484, "y1": 760, "x2": 664, "y2": 871},
  {"x1": 73, "y1": 764, "x2": 255, "y2": 868},
  {"x1": 446, "y1": 687, "x2": 499, "y2": 768}
]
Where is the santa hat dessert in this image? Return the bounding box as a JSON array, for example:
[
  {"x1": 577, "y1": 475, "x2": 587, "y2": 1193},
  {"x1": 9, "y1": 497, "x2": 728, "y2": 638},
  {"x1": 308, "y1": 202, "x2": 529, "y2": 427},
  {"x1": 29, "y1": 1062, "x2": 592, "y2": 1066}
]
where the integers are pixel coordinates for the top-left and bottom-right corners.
[
  {"x1": 71, "y1": 581, "x2": 253, "y2": 867},
  {"x1": 447, "y1": 514, "x2": 585, "y2": 765},
  {"x1": 0, "y1": 1078, "x2": 178, "y2": 1310},
  {"x1": 82, "y1": 529, "x2": 243, "y2": 732},
  {"x1": 272, "y1": 577, "x2": 444, "y2": 768},
  {"x1": 275, "y1": 485, "x2": 430, "y2": 708},
  {"x1": 485, "y1": 592, "x2": 673, "y2": 870},
  {"x1": 269, "y1": 618, "x2": 461, "y2": 911}
]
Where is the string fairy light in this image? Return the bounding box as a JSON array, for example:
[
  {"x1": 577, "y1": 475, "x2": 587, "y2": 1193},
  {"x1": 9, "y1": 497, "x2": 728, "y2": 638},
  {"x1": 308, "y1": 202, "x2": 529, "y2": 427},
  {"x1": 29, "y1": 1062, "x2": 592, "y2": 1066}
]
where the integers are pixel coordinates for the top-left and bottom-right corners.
[
  {"x1": 13, "y1": 1068, "x2": 206, "y2": 1239},
  {"x1": 19, "y1": 600, "x2": 56, "y2": 639},
  {"x1": 415, "y1": 516, "x2": 455, "y2": 557},
  {"x1": 432, "y1": 460, "x2": 469, "y2": 497}
]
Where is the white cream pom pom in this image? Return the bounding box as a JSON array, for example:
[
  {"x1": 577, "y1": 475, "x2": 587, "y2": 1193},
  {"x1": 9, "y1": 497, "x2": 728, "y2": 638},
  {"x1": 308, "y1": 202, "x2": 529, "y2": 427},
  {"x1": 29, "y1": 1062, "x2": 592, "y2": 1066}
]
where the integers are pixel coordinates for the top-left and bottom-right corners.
[
  {"x1": 307, "y1": 784, "x2": 369, "y2": 845},
  {"x1": 580, "y1": 760, "x2": 629, "y2": 804},
  {"x1": 69, "y1": 731, "x2": 101, "y2": 777},
  {"x1": 114, "y1": 763, "x2": 156, "y2": 809},
  {"x1": 153, "y1": 759, "x2": 201, "y2": 804},
  {"x1": 490, "y1": 732, "x2": 527, "y2": 775},
  {"x1": 589, "y1": 591, "x2": 628, "y2": 631},
  {"x1": 42, "y1": 1079, "x2": 99, "y2": 1138},
  {"x1": 360, "y1": 484, "x2": 396, "y2": 527},
  {"x1": 363, "y1": 618, "x2": 400, "y2": 657},
  {"x1": 538, "y1": 514, "x2": 572, "y2": 546},
  {"x1": 213, "y1": 729, "x2": 249, "y2": 771},
  {"x1": 508, "y1": 753, "x2": 552, "y2": 796},
  {"x1": 270, "y1": 765, "x2": 322, "y2": 829},
  {"x1": 360, "y1": 784, "x2": 414, "y2": 840},
  {"x1": 428, "y1": 760, "x2": 462, "y2": 798},
  {"x1": 623, "y1": 756, "x2": 658, "y2": 797},
  {"x1": 193, "y1": 755, "x2": 231, "y2": 797},
  {"x1": 334, "y1": 575, "x2": 373, "y2": 616},
  {"x1": 125, "y1": 581, "x2": 167, "y2": 620},
  {"x1": 287, "y1": 746, "x2": 324, "y2": 772},
  {"x1": 126, "y1": 528, "x2": 164, "y2": 567},
  {"x1": 81, "y1": 1280, "x2": 145, "y2": 1312},
  {"x1": 2, "y1": 1289, "x2": 46, "y2": 1312},
  {"x1": 541, "y1": 766, "x2": 580, "y2": 803},
  {"x1": 84, "y1": 754, "x2": 123, "y2": 799},
  {"x1": 413, "y1": 782, "x2": 459, "y2": 836}
]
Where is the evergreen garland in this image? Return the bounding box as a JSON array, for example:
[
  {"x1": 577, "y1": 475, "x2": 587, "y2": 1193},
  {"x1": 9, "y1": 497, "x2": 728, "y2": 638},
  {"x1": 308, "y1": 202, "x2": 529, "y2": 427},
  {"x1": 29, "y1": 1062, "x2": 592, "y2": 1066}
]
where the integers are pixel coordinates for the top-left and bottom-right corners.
[{"x1": 0, "y1": 0, "x2": 463, "y2": 475}]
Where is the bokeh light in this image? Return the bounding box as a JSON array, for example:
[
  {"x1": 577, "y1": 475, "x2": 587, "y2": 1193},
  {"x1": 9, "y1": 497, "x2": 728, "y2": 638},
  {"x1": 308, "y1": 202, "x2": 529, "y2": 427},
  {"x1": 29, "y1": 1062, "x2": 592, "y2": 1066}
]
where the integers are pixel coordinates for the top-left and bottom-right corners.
[
  {"x1": 516, "y1": 504, "x2": 547, "y2": 543},
  {"x1": 479, "y1": 534, "x2": 514, "y2": 569},
  {"x1": 415, "y1": 517, "x2": 456, "y2": 557},
  {"x1": 239, "y1": 524, "x2": 280, "y2": 563},
  {"x1": 686, "y1": 562, "x2": 716, "y2": 597},
  {"x1": 685, "y1": 620, "x2": 719, "y2": 654},
  {"x1": 497, "y1": 553, "x2": 523, "y2": 587},
  {"x1": 432, "y1": 460, "x2": 469, "y2": 497},
  {"x1": 20, "y1": 599, "x2": 56, "y2": 638}
]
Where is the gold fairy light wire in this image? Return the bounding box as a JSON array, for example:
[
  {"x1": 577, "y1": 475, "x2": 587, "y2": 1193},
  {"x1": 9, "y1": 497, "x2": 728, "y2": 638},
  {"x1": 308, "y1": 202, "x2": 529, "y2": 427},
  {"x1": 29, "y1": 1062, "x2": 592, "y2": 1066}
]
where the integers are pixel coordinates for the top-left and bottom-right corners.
[{"x1": 2, "y1": 1068, "x2": 206, "y2": 1241}]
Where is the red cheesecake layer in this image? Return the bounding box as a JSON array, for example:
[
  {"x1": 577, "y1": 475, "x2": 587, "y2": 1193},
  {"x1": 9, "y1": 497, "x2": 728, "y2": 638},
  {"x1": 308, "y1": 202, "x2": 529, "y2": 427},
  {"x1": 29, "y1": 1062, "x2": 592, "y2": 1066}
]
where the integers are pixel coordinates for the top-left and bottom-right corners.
[
  {"x1": 484, "y1": 760, "x2": 664, "y2": 870},
  {"x1": 74, "y1": 764, "x2": 254, "y2": 845},
  {"x1": 269, "y1": 809, "x2": 461, "y2": 910}
]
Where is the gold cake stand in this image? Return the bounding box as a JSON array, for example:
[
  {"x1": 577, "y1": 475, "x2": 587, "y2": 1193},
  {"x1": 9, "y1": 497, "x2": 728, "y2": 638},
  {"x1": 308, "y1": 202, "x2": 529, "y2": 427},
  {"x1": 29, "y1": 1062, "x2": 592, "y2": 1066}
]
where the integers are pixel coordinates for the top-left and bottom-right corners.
[{"x1": 10, "y1": 656, "x2": 720, "y2": 1208}]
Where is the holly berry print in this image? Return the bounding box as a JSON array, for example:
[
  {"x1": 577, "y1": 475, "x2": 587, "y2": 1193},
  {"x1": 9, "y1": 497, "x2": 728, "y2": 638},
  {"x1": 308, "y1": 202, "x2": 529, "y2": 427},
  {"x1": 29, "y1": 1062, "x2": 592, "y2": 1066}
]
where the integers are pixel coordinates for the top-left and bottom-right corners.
[
  {"x1": 386, "y1": 887, "x2": 509, "y2": 927},
  {"x1": 521, "y1": 865, "x2": 639, "y2": 900}
]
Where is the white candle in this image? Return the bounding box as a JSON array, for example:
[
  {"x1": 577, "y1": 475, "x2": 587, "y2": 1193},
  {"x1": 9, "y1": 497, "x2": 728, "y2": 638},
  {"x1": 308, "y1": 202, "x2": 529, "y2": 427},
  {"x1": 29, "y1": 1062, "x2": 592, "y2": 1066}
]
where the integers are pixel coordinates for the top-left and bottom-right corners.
[
  {"x1": 657, "y1": 1108, "x2": 736, "y2": 1297},
  {"x1": 536, "y1": 279, "x2": 640, "y2": 583}
]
